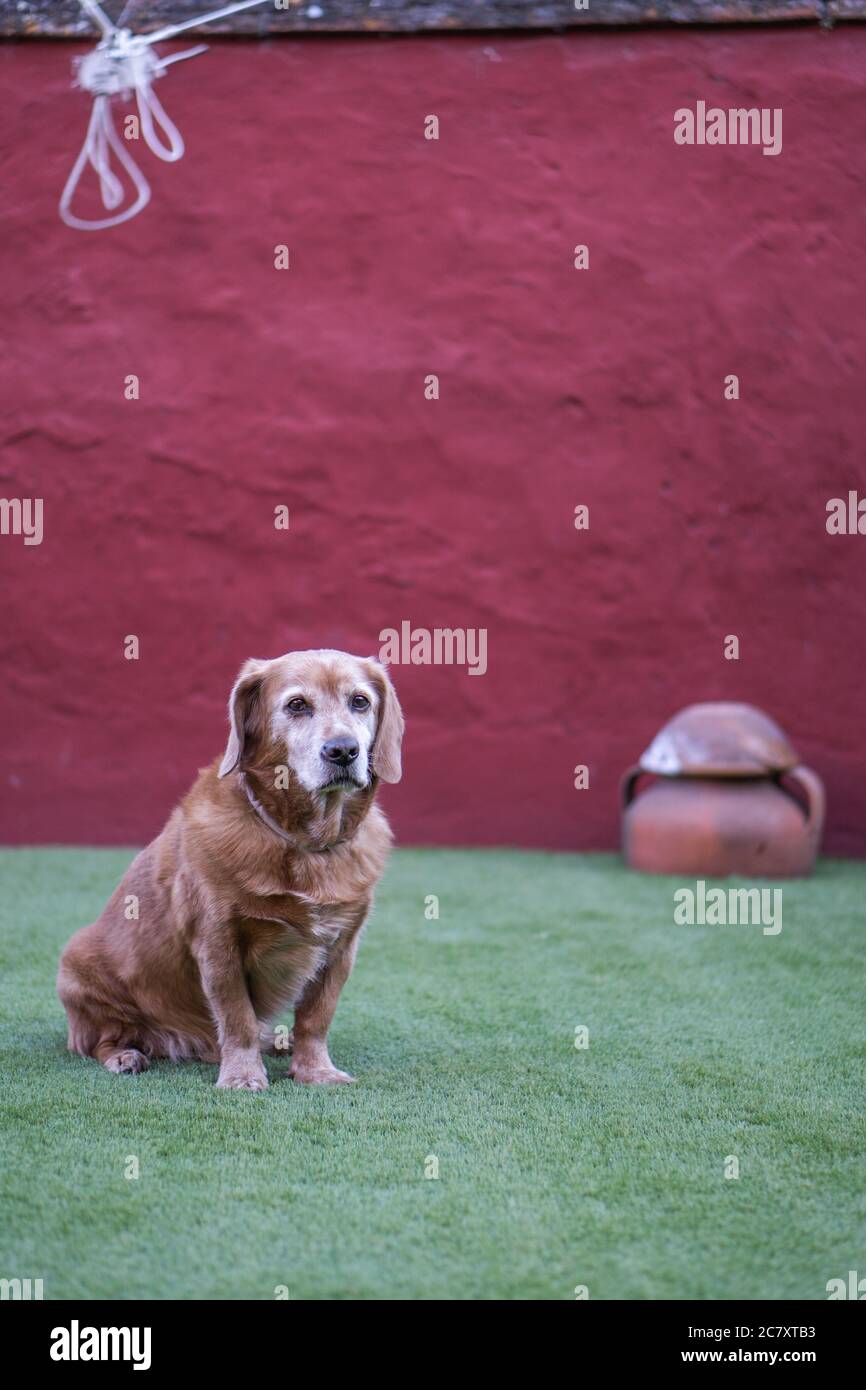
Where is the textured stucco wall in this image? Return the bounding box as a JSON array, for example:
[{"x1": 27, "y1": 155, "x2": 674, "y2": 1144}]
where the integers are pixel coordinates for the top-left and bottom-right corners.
[{"x1": 1, "y1": 28, "x2": 864, "y2": 853}]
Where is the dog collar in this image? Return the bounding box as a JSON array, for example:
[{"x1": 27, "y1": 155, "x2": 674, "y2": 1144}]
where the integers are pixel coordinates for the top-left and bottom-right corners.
[{"x1": 237, "y1": 772, "x2": 351, "y2": 854}]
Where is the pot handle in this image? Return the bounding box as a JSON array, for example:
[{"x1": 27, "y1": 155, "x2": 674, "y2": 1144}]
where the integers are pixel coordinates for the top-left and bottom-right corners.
[
  {"x1": 787, "y1": 764, "x2": 826, "y2": 844},
  {"x1": 621, "y1": 763, "x2": 644, "y2": 809}
]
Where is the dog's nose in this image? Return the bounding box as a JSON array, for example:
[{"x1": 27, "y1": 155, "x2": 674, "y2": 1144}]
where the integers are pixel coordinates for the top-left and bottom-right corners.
[{"x1": 322, "y1": 737, "x2": 359, "y2": 767}]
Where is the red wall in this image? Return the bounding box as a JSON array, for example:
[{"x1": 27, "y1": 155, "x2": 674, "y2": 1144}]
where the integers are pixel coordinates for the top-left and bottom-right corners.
[{"x1": 1, "y1": 27, "x2": 865, "y2": 854}]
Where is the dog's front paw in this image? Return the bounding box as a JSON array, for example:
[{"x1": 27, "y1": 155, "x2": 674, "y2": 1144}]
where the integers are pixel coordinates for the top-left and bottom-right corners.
[
  {"x1": 290, "y1": 1060, "x2": 355, "y2": 1086},
  {"x1": 216, "y1": 1058, "x2": 268, "y2": 1092}
]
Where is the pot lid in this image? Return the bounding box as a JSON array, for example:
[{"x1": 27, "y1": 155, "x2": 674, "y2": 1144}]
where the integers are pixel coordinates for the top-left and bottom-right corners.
[{"x1": 639, "y1": 702, "x2": 799, "y2": 777}]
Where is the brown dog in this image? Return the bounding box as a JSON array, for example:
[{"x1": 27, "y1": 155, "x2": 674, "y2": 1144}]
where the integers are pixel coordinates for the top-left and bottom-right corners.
[{"x1": 57, "y1": 650, "x2": 403, "y2": 1090}]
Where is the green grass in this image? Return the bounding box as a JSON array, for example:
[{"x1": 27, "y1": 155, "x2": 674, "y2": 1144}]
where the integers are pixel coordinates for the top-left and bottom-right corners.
[{"x1": 0, "y1": 847, "x2": 863, "y2": 1301}]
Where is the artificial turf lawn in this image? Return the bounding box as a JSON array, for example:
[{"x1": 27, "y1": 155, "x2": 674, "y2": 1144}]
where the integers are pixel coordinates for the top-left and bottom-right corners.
[{"x1": 0, "y1": 847, "x2": 863, "y2": 1302}]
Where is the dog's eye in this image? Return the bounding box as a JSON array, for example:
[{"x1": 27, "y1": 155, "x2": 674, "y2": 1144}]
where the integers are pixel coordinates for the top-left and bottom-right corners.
[
  {"x1": 350, "y1": 693, "x2": 370, "y2": 711},
  {"x1": 285, "y1": 697, "x2": 309, "y2": 715}
]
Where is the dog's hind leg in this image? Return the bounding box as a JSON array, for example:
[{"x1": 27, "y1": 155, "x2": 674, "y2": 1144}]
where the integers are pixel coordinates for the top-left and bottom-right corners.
[
  {"x1": 94, "y1": 1038, "x2": 151, "y2": 1075},
  {"x1": 59, "y1": 938, "x2": 150, "y2": 1076},
  {"x1": 63, "y1": 1003, "x2": 150, "y2": 1075}
]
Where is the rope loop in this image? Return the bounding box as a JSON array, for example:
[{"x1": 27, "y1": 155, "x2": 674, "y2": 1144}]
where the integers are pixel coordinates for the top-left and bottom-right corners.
[
  {"x1": 60, "y1": 31, "x2": 189, "y2": 230},
  {"x1": 60, "y1": 0, "x2": 269, "y2": 231}
]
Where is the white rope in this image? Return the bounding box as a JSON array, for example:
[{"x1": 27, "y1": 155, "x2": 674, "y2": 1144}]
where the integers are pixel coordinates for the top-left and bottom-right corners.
[
  {"x1": 77, "y1": 0, "x2": 115, "y2": 39},
  {"x1": 135, "y1": 77, "x2": 186, "y2": 163},
  {"x1": 60, "y1": 95, "x2": 152, "y2": 231},
  {"x1": 143, "y1": 0, "x2": 270, "y2": 47},
  {"x1": 60, "y1": 0, "x2": 268, "y2": 232}
]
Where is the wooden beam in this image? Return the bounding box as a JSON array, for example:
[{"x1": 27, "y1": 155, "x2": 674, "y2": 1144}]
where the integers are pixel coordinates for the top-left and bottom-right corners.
[{"x1": 0, "y1": 1, "x2": 831, "y2": 41}]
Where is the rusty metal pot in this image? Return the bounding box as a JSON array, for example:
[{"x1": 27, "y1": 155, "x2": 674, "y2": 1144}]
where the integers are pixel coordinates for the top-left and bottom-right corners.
[{"x1": 622, "y1": 703, "x2": 824, "y2": 877}]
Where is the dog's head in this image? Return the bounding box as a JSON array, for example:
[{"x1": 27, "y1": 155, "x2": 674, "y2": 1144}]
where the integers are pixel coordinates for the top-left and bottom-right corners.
[{"x1": 218, "y1": 649, "x2": 404, "y2": 794}]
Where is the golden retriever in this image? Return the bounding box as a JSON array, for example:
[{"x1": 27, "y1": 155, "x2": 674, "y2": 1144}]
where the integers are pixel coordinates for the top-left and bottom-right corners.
[{"x1": 57, "y1": 650, "x2": 403, "y2": 1091}]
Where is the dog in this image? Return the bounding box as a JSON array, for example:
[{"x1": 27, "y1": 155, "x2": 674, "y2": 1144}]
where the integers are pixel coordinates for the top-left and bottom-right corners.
[{"x1": 57, "y1": 649, "x2": 403, "y2": 1091}]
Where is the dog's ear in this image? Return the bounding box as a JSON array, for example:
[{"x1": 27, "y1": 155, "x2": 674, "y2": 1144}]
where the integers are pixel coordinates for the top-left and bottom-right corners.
[
  {"x1": 365, "y1": 659, "x2": 404, "y2": 784},
  {"x1": 219, "y1": 659, "x2": 269, "y2": 778}
]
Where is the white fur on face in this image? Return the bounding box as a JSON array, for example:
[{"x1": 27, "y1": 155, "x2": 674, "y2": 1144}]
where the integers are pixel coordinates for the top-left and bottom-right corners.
[{"x1": 269, "y1": 659, "x2": 378, "y2": 795}]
